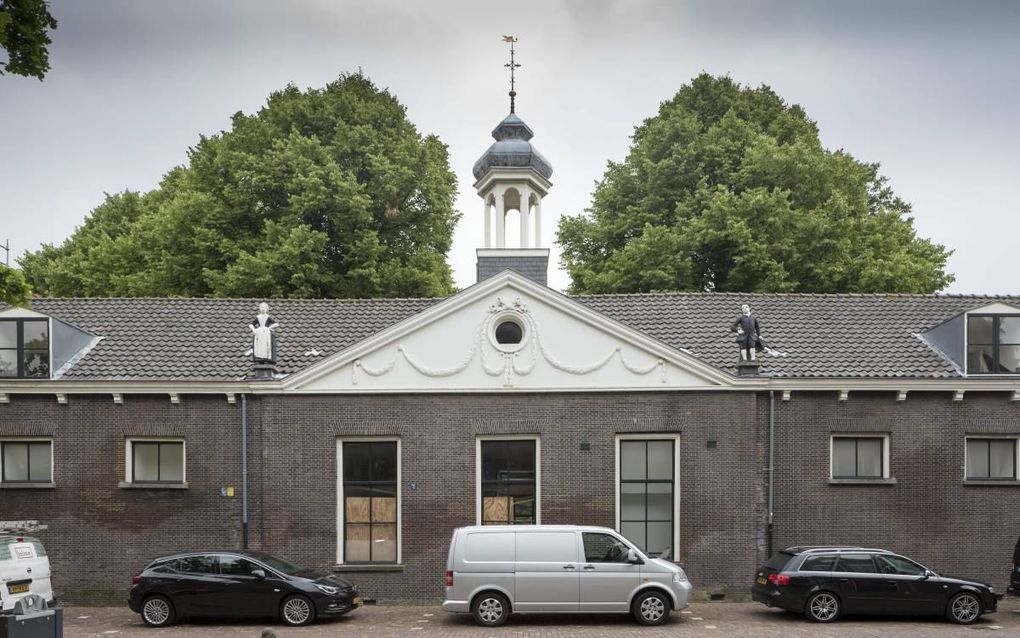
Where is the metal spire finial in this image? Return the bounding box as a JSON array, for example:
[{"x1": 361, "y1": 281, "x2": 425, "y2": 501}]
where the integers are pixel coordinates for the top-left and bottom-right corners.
[{"x1": 501, "y1": 35, "x2": 520, "y2": 113}]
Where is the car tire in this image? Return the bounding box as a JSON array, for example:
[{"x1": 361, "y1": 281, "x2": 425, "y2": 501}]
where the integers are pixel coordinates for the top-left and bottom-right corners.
[
  {"x1": 140, "y1": 595, "x2": 175, "y2": 627},
  {"x1": 804, "y1": 591, "x2": 840, "y2": 623},
  {"x1": 471, "y1": 591, "x2": 510, "y2": 627},
  {"x1": 947, "y1": 592, "x2": 982, "y2": 624},
  {"x1": 632, "y1": 590, "x2": 671, "y2": 626},
  {"x1": 280, "y1": 594, "x2": 316, "y2": 627}
]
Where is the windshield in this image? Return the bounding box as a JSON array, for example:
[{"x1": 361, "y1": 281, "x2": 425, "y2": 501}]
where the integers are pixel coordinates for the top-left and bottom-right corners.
[{"x1": 245, "y1": 551, "x2": 306, "y2": 575}]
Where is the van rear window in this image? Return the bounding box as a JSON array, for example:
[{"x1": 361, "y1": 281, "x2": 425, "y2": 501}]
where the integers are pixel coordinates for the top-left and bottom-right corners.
[{"x1": 763, "y1": 551, "x2": 794, "y2": 571}]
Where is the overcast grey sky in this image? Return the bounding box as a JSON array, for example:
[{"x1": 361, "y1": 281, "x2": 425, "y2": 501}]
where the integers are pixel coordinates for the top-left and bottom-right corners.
[{"x1": 1, "y1": 0, "x2": 1018, "y2": 294}]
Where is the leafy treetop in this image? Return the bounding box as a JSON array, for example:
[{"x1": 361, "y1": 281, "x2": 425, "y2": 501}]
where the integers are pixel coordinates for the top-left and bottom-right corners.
[{"x1": 0, "y1": 0, "x2": 57, "y2": 80}]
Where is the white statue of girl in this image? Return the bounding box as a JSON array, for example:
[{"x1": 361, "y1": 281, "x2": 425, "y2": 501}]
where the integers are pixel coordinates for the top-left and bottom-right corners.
[{"x1": 250, "y1": 302, "x2": 278, "y2": 363}]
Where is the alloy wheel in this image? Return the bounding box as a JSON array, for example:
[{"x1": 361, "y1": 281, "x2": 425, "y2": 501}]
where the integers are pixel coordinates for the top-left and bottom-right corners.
[
  {"x1": 640, "y1": 595, "x2": 665, "y2": 623},
  {"x1": 142, "y1": 598, "x2": 170, "y2": 626},
  {"x1": 950, "y1": 593, "x2": 980, "y2": 624},
  {"x1": 283, "y1": 597, "x2": 312, "y2": 625},
  {"x1": 808, "y1": 592, "x2": 839, "y2": 622},
  {"x1": 477, "y1": 597, "x2": 504, "y2": 624}
]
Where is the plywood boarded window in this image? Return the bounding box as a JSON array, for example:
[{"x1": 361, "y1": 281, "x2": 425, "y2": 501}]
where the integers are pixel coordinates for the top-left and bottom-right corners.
[
  {"x1": 480, "y1": 439, "x2": 536, "y2": 525},
  {"x1": 343, "y1": 441, "x2": 398, "y2": 563}
]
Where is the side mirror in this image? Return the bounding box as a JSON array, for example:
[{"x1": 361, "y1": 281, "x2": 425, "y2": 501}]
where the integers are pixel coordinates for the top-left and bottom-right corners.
[
  {"x1": 627, "y1": 549, "x2": 643, "y2": 565},
  {"x1": 923, "y1": 569, "x2": 934, "y2": 579},
  {"x1": 252, "y1": 569, "x2": 266, "y2": 579}
]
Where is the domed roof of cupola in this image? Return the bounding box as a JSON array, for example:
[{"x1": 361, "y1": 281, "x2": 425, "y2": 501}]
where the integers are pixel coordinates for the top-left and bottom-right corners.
[{"x1": 472, "y1": 112, "x2": 553, "y2": 180}]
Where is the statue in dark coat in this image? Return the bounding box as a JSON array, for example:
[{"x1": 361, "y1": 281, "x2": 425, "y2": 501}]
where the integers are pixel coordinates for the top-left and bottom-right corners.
[{"x1": 731, "y1": 303, "x2": 765, "y2": 361}]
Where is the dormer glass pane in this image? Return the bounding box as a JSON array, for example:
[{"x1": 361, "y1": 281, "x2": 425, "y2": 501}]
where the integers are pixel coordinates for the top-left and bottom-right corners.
[
  {"x1": 21, "y1": 321, "x2": 48, "y2": 349},
  {"x1": 968, "y1": 346, "x2": 995, "y2": 373},
  {"x1": 968, "y1": 316, "x2": 993, "y2": 344},
  {"x1": 1000, "y1": 346, "x2": 1020, "y2": 373},
  {"x1": 0, "y1": 322, "x2": 15, "y2": 348},
  {"x1": 0, "y1": 351, "x2": 15, "y2": 378},
  {"x1": 1002, "y1": 318, "x2": 1020, "y2": 344}
]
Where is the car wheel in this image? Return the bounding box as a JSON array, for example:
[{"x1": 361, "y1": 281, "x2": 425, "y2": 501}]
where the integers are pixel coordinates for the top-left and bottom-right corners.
[
  {"x1": 280, "y1": 594, "x2": 316, "y2": 626},
  {"x1": 471, "y1": 591, "x2": 510, "y2": 627},
  {"x1": 947, "y1": 592, "x2": 982, "y2": 624},
  {"x1": 632, "y1": 590, "x2": 671, "y2": 626},
  {"x1": 141, "y1": 595, "x2": 175, "y2": 627},
  {"x1": 805, "y1": 591, "x2": 840, "y2": 623}
]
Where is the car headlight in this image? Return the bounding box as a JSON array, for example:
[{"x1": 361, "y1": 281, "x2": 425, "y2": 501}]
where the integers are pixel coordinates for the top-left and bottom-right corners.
[
  {"x1": 672, "y1": 570, "x2": 688, "y2": 583},
  {"x1": 315, "y1": 584, "x2": 339, "y2": 595}
]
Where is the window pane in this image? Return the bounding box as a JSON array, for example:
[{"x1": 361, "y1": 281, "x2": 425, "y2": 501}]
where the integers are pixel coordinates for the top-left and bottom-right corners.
[
  {"x1": 23, "y1": 350, "x2": 48, "y2": 378},
  {"x1": 998, "y1": 346, "x2": 1020, "y2": 374},
  {"x1": 3, "y1": 444, "x2": 28, "y2": 481},
  {"x1": 371, "y1": 524, "x2": 397, "y2": 562},
  {"x1": 480, "y1": 441, "x2": 508, "y2": 480},
  {"x1": 646, "y1": 483, "x2": 672, "y2": 520},
  {"x1": 159, "y1": 443, "x2": 184, "y2": 482},
  {"x1": 967, "y1": 439, "x2": 989, "y2": 479},
  {"x1": 620, "y1": 483, "x2": 644, "y2": 520},
  {"x1": 968, "y1": 316, "x2": 994, "y2": 344},
  {"x1": 178, "y1": 555, "x2": 216, "y2": 574},
  {"x1": 620, "y1": 441, "x2": 646, "y2": 480},
  {"x1": 835, "y1": 554, "x2": 878, "y2": 573},
  {"x1": 620, "y1": 522, "x2": 645, "y2": 552},
  {"x1": 21, "y1": 321, "x2": 48, "y2": 350},
  {"x1": 219, "y1": 556, "x2": 259, "y2": 576},
  {"x1": 372, "y1": 490, "x2": 398, "y2": 523},
  {"x1": 856, "y1": 439, "x2": 883, "y2": 478},
  {"x1": 800, "y1": 555, "x2": 836, "y2": 571},
  {"x1": 832, "y1": 439, "x2": 856, "y2": 477},
  {"x1": 133, "y1": 443, "x2": 159, "y2": 482},
  {"x1": 876, "y1": 555, "x2": 926, "y2": 576},
  {"x1": 29, "y1": 443, "x2": 51, "y2": 482},
  {"x1": 646, "y1": 522, "x2": 671, "y2": 556},
  {"x1": 647, "y1": 441, "x2": 673, "y2": 480},
  {"x1": 370, "y1": 442, "x2": 397, "y2": 481},
  {"x1": 0, "y1": 322, "x2": 15, "y2": 348},
  {"x1": 482, "y1": 496, "x2": 510, "y2": 523},
  {"x1": 0, "y1": 350, "x2": 16, "y2": 377},
  {"x1": 343, "y1": 443, "x2": 371, "y2": 482},
  {"x1": 345, "y1": 491, "x2": 371, "y2": 523},
  {"x1": 505, "y1": 440, "x2": 536, "y2": 473},
  {"x1": 345, "y1": 524, "x2": 370, "y2": 562},
  {"x1": 990, "y1": 440, "x2": 1015, "y2": 479},
  {"x1": 583, "y1": 533, "x2": 630, "y2": 563},
  {"x1": 510, "y1": 494, "x2": 535, "y2": 524},
  {"x1": 968, "y1": 346, "x2": 996, "y2": 373},
  {"x1": 1001, "y1": 317, "x2": 1020, "y2": 343}
]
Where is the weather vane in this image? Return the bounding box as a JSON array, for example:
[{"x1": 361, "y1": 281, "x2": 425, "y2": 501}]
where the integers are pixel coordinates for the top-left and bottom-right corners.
[{"x1": 502, "y1": 35, "x2": 520, "y2": 113}]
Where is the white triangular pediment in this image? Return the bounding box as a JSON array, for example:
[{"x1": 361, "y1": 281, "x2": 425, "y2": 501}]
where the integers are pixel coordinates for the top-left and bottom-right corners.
[
  {"x1": 0, "y1": 307, "x2": 49, "y2": 319},
  {"x1": 967, "y1": 302, "x2": 1020, "y2": 315},
  {"x1": 284, "y1": 272, "x2": 732, "y2": 393}
]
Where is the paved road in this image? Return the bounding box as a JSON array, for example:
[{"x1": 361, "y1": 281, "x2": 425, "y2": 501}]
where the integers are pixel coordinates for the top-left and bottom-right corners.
[{"x1": 61, "y1": 601, "x2": 1020, "y2": 638}]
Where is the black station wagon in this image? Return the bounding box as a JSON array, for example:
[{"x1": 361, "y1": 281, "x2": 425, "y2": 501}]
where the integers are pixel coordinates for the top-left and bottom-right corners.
[{"x1": 752, "y1": 546, "x2": 998, "y2": 624}]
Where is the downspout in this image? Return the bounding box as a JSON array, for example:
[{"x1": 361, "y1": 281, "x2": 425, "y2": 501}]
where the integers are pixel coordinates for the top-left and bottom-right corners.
[
  {"x1": 241, "y1": 393, "x2": 249, "y2": 549},
  {"x1": 767, "y1": 390, "x2": 775, "y2": 557}
]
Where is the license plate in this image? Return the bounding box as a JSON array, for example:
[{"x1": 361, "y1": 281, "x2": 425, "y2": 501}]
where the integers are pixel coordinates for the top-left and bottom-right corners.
[
  {"x1": 353, "y1": 595, "x2": 362, "y2": 606},
  {"x1": 756, "y1": 577, "x2": 767, "y2": 586},
  {"x1": 8, "y1": 584, "x2": 29, "y2": 594}
]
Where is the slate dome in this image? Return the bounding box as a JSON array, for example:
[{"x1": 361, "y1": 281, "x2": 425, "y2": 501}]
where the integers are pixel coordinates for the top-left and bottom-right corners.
[{"x1": 472, "y1": 113, "x2": 553, "y2": 180}]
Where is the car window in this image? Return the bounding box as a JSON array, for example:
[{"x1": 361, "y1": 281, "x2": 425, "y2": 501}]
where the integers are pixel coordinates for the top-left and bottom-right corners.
[
  {"x1": 177, "y1": 555, "x2": 217, "y2": 574},
  {"x1": 582, "y1": 533, "x2": 631, "y2": 563},
  {"x1": 875, "y1": 554, "x2": 926, "y2": 576},
  {"x1": 219, "y1": 556, "x2": 263, "y2": 576},
  {"x1": 763, "y1": 551, "x2": 794, "y2": 571},
  {"x1": 799, "y1": 555, "x2": 836, "y2": 571},
  {"x1": 834, "y1": 554, "x2": 879, "y2": 573}
]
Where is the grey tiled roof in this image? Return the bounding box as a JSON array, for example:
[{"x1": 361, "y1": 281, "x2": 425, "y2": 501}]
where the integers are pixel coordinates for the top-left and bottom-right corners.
[{"x1": 16, "y1": 292, "x2": 1020, "y2": 382}]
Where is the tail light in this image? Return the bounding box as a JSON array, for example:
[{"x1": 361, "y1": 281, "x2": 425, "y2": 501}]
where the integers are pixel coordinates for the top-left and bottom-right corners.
[
  {"x1": 445, "y1": 570, "x2": 454, "y2": 587},
  {"x1": 767, "y1": 573, "x2": 790, "y2": 586},
  {"x1": 131, "y1": 575, "x2": 142, "y2": 584}
]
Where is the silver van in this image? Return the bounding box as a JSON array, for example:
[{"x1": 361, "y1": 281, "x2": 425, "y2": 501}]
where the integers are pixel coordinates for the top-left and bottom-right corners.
[{"x1": 441, "y1": 524, "x2": 692, "y2": 626}]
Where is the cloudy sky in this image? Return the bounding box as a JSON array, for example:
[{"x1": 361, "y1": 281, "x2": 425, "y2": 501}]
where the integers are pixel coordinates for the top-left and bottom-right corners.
[{"x1": 2, "y1": 0, "x2": 1018, "y2": 293}]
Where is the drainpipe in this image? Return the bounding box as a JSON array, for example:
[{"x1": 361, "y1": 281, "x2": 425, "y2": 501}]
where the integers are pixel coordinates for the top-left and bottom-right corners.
[
  {"x1": 767, "y1": 390, "x2": 775, "y2": 557},
  {"x1": 241, "y1": 393, "x2": 249, "y2": 549}
]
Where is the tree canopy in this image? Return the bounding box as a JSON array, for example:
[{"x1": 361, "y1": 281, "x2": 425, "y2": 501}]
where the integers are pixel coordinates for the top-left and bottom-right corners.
[
  {"x1": 0, "y1": 265, "x2": 31, "y2": 306},
  {"x1": 21, "y1": 73, "x2": 461, "y2": 299},
  {"x1": 558, "y1": 73, "x2": 953, "y2": 294},
  {"x1": 0, "y1": 0, "x2": 57, "y2": 80}
]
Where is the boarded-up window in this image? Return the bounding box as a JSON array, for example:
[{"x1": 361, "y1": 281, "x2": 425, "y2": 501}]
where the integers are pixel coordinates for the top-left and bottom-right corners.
[
  {"x1": 343, "y1": 441, "x2": 398, "y2": 563},
  {"x1": 480, "y1": 440, "x2": 536, "y2": 525}
]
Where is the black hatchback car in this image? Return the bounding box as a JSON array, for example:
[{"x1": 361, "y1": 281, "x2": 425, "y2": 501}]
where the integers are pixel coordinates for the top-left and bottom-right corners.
[
  {"x1": 128, "y1": 551, "x2": 361, "y2": 627},
  {"x1": 752, "y1": 546, "x2": 998, "y2": 624}
]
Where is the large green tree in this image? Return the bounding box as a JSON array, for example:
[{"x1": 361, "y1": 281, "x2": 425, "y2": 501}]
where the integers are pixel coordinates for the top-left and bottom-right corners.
[
  {"x1": 0, "y1": 265, "x2": 31, "y2": 306},
  {"x1": 558, "y1": 73, "x2": 953, "y2": 294},
  {"x1": 22, "y1": 73, "x2": 460, "y2": 298},
  {"x1": 0, "y1": 0, "x2": 57, "y2": 80}
]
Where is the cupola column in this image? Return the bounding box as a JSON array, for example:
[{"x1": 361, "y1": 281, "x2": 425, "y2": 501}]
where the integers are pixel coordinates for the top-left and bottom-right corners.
[
  {"x1": 484, "y1": 197, "x2": 492, "y2": 249},
  {"x1": 519, "y1": 185, "x2": 532, "y2": 249},
  {"x1": 534, "y1": 196, "x2": 542, "y2": 247},
  {"x1": 494, "y1": 188, "x2": 506, "y2": 249}
]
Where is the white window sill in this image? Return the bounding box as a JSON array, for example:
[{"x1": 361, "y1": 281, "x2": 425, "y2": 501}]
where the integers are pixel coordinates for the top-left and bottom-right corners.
[
  {"x1": 827, "y1": 478, "x2": 897, "y2": 485},
  {"x1": 118, "y1": 481, "x2": 188, "y2": 490},
  {"x1": 0, "y1": 482, "x2": 56, "y2": 489},
  {"x1": 332, "y1": 564, "x2": 404, "y2": 572},
  {"x1": 962, "y1": 479, "x2": 1020, "y2": 487}
]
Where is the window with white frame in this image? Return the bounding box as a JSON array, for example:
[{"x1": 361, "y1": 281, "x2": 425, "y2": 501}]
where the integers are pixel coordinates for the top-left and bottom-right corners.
[
  {"x1": 616, "y1": 436, "x2": 678, "y2": 557},
  {"x1": 965, "y1": 437, "x2": 1018, "y2": 481},
  {"x1": 967, "y1": 314, "x2": 1020, "y2": 374},
  {"x1": 1, "y1": 439, "x2": 52, "y2": 483},
  {"x1": 477, "y1": 437, "x2": 539, "y2": 525},
  {"x1": 339, "y1": 439, "x2": 399, "y2": 564},
  {"x1": 126, "y1": 439, "x2": 185, "y2": 484},
  {"x1": 831, "y1": 435, "x2": 889, "y2": 479}
]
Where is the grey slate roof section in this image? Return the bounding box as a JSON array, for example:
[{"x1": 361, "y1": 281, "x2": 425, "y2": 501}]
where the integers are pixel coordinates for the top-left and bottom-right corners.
[
  {"x1": 477, "y1": 254, "x2": 549, "y2": 286},
  {"x1": 14, "y1": 292, "x2": 1020, "y2": 382}
]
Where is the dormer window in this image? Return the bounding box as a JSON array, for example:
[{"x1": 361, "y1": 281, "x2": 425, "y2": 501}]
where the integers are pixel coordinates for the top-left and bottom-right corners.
[
  {"x1": 967, "y1": 314, "x2": 1020, "y2": 374},
  {"x1": 0, "y1": 319, "x2": 49, "y2": 379}
]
